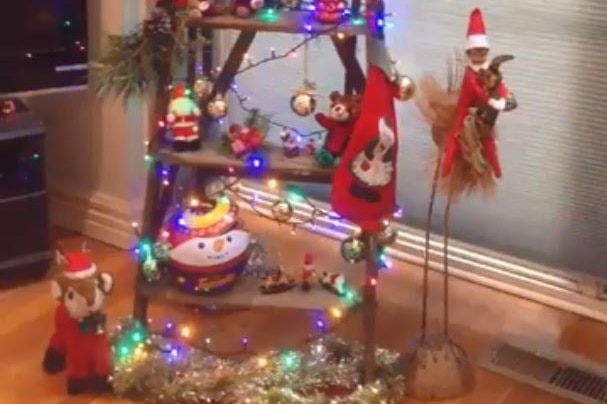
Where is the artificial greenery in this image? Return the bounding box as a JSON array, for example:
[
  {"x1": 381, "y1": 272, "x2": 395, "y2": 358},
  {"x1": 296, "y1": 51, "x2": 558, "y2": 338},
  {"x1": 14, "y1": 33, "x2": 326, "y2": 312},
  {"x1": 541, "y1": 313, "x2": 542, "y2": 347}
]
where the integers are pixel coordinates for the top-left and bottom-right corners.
[{"x1": 90, "y1": 3, "x2": 191, "y2": 100}]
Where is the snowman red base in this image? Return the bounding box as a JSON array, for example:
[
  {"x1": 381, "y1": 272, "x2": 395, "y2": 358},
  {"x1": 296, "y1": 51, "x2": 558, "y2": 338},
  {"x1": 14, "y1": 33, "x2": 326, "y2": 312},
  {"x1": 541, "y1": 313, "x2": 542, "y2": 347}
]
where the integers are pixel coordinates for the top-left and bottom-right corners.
[{"x1": 162, "y1": 196, "x2": 251, "y2": 294}]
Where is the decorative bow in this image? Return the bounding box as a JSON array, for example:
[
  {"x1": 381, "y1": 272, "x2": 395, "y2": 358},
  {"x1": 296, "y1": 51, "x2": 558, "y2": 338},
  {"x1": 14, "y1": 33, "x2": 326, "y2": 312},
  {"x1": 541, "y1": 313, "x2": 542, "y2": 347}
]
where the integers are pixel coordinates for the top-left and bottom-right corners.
[
  {"x1": 228, "y1": 124, "x2": 263, "y2": 157},
  {"x1": 78, "y1": 312, "x2": 107, "y2": 334}
]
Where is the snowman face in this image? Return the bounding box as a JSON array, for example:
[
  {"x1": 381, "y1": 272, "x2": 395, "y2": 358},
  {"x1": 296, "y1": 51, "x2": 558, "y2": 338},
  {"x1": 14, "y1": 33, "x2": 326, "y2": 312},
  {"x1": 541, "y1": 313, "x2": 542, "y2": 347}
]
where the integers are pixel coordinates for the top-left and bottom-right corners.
[{"x1": 170, "y1": 229, "x2": 250, "y2": 268}]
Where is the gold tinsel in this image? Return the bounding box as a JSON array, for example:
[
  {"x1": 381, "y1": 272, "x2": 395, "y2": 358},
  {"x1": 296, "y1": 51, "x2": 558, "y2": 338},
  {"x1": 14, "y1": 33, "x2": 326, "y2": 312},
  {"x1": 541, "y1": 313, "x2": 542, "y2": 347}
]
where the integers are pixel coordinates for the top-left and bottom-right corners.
[{"x1": 110, "y1": 320, "x2": 405, "y2": 404}]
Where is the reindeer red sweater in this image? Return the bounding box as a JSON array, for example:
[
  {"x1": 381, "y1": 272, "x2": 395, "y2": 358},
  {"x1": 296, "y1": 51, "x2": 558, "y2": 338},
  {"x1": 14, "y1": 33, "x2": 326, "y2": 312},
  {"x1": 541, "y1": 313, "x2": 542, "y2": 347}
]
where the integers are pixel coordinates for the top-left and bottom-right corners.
[{"x1": 48, "y1": 304, "x2": 112, "y2": 379}]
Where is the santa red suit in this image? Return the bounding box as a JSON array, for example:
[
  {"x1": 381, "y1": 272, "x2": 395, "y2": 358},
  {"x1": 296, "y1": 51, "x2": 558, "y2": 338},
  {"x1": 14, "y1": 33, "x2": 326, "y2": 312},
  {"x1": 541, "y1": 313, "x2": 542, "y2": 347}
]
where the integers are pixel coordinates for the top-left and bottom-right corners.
[
  {"x1": 166, "y1": 85, "x2": 201, "y2": 150},
  {"x1": 441, "y1": 8, "x2": 510, "y2": 179},
  {"x1": 43, "y1": 252, "x2": 113, "y2": 394},
  {"x1": 331, "y1": 64, "x2": 399, "y2": 233}
]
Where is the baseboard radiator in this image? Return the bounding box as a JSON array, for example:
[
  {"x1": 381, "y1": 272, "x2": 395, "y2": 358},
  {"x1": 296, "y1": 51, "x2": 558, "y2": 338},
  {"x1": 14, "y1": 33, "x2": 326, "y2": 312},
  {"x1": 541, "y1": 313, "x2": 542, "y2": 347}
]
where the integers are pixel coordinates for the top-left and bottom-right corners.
[{"x1": 234, "y1": 183, "x2": 607, "y2": 323}]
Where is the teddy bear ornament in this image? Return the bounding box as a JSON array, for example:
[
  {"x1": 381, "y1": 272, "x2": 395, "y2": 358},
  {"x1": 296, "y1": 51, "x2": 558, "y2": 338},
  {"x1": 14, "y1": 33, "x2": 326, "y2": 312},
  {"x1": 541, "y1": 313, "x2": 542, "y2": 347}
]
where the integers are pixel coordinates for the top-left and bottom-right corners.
[{"x1": 42, "y1": 245, "x2": 115, "y2": 395}]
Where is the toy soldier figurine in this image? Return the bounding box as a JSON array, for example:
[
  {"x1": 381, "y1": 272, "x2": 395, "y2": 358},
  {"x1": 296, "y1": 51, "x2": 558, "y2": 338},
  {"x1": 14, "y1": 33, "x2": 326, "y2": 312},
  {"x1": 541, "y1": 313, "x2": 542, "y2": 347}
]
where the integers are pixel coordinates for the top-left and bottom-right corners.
[
  {"x1": 301, "y1": 253, "x2": 316, "y2": 291},
  {"x1": 441, "y1": 8, "x2": 516, "y2": 180}
]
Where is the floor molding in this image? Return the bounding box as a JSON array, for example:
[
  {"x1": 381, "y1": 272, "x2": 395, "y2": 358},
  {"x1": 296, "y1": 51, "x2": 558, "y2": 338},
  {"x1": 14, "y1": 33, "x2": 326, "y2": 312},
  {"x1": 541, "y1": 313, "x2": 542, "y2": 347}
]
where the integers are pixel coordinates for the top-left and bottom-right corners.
[{"x1": 49, "y1": 188, "x2": 134, "y2": 249}]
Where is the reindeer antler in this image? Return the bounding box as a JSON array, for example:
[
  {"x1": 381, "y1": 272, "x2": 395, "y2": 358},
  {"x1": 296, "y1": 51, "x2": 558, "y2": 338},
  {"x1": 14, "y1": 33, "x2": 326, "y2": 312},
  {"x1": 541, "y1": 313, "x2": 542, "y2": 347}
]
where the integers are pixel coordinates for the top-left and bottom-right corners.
[
  {"x1": 55, "y1": 249, "x2": 67, "y2": 265},
  {"x1": 489, "y1": 54, "x2": 514, "y2": 72}
]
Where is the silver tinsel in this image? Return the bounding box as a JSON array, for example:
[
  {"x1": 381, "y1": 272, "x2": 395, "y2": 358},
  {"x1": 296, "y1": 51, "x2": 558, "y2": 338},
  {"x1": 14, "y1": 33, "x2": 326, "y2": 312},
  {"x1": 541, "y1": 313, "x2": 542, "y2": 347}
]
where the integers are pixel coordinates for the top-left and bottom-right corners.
[
  {"x1": 111, "y1": 320, "x2": 405, "y2": 404},
  {"x1": 243, "y1": 239, "x2": 276, "y2": 279}
]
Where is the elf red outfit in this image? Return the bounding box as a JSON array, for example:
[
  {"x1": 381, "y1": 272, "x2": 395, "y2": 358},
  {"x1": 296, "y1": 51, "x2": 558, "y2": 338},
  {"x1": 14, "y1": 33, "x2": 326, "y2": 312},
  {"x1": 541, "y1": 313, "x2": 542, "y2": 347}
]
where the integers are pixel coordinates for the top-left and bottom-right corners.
[
  {"x1": 441, "y1": 8, "x2": 510, "y2": 179},
  {"x1": 330, "y1": 65, "x2": 399, "y2": 233}
]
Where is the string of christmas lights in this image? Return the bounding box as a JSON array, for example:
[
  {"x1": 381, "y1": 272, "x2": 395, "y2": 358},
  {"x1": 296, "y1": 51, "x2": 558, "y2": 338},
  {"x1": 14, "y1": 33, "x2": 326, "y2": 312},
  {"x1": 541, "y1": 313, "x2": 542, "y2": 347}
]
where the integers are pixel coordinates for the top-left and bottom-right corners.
[
  {"x1": 229, "y1": 82, "x2": 327, "y2": 139},
  {"x1": 110, "y1": 318, "x2": 405, "y2": 404}
]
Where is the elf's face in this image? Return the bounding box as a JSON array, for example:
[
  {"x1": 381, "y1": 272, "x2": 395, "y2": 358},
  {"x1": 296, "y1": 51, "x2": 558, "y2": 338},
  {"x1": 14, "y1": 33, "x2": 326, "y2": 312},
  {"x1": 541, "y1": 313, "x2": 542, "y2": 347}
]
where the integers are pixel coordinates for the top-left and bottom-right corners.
[{"x1": 467, "y1": 48, "x2": 488, "y2": 66}]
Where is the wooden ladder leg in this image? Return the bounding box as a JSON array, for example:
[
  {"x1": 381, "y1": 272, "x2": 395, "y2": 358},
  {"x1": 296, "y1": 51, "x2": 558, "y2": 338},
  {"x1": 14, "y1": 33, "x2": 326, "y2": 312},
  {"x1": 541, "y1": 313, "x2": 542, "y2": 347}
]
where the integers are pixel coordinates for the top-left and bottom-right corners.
[
  {"x1": 331, "y1": 35, "x2": 366, "y2": 94},
  {"x1": 362, "y1": 233, "x2": 380, "y2": 383}
]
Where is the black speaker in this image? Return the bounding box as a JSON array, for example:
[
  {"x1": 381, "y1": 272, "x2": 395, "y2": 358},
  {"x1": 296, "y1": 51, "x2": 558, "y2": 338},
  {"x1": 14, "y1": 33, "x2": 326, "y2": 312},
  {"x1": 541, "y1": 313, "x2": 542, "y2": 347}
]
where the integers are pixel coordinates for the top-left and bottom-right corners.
[{"x1": 0, "y1": 98, "x2": 52, "y2": 277}]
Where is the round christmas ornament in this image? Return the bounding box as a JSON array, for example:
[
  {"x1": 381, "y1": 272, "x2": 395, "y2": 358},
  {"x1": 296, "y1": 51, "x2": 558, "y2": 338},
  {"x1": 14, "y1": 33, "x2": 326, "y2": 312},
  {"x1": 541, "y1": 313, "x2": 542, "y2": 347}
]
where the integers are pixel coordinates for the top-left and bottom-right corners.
[
  {"x1": 340, "y1": 236, "x2": 365, "y2": 264},
  {"x1": 206, "y1": 94, "x2": 228, "y2": 120},
  {"x1": 290, "y1": 38, "x2": 317, "y2": 117},
  {"x1": 394, "y1": 74, "x2": 416, "y2": 102},
  {"x1": 193, "y1": 76, "x2": 213, "y2": 100},
  {"x1": 271, "y1": 200, "x2": 293, "y2": 222},
  {"x1": 164, "y1": 196, "x2": 252, "y2": 294},
  {"x1": 290, "y1": 89, "x2": 317, "y2": 117}
]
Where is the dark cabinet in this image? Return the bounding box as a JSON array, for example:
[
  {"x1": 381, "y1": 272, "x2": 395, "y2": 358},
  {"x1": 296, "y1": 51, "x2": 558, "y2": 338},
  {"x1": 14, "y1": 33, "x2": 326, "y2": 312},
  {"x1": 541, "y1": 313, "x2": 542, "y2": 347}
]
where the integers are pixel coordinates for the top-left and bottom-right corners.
[{"x1": 0, "y1": 99, "x2": 51, "y2": 276}]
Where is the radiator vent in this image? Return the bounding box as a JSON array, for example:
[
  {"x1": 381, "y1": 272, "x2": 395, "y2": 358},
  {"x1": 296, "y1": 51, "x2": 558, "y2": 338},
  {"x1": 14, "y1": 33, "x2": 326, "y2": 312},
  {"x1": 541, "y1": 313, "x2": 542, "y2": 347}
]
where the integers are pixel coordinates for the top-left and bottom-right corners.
[{"x1": 481, "y1": 343, "x2": 607, "y2": 404}]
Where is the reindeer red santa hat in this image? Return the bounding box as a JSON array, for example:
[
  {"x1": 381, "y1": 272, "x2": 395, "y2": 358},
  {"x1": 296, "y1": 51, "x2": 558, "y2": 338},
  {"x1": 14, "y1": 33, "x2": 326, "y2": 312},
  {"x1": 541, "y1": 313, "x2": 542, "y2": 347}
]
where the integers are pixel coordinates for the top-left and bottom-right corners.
[
  {"x1": 59, "y1": 251, "x2": 97, "y2": 279},
  {"x1": 466, "y1": 8, "x2": 490, "y2": 50}
]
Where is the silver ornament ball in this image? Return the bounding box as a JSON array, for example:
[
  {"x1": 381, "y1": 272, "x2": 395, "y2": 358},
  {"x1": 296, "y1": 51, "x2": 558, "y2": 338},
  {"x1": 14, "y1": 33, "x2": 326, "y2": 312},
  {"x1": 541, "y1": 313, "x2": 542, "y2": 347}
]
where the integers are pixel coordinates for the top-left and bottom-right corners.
[{"x1": 290, "y1": 92, "x2": 316, "y2": 117}]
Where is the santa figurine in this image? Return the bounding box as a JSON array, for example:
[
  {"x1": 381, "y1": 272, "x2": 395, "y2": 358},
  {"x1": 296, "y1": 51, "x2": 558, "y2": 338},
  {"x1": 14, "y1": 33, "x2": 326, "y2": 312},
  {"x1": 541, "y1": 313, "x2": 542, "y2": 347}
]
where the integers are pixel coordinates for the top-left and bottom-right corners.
[
  {"x1": 441, "y1": 8, "x2": 515, "y2": 180},
  {"x1": 166, "y1": 84, "x2": 202, "y2": 152},
  {"x1": 301, "y1": 253, "x2": 316, "y2": 291}
]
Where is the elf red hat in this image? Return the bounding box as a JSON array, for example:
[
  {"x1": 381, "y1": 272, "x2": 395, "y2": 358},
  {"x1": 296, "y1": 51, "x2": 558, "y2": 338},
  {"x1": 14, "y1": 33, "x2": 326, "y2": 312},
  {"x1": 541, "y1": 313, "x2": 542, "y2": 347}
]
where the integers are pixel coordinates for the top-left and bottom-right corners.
[
  {"x1": 173, "y1": 85, "x2": 186, "y2": 98},
  {"x1": 466, "y1": 8, "x2": 489, "y2": 50},
  {"x1": 63, "y1": 252, "x2": 97, "y2": 280},
  {"x1": 304, "y1": 253, "x2": 314, "y2": 265}
]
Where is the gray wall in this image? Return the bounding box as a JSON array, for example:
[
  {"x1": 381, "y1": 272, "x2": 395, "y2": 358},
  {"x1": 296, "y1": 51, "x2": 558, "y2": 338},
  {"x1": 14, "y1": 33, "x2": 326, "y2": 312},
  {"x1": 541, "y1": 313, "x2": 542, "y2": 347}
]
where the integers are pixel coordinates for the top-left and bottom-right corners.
[{"x1": 228, "y1": 0, "x2": 607, "y2": 277}]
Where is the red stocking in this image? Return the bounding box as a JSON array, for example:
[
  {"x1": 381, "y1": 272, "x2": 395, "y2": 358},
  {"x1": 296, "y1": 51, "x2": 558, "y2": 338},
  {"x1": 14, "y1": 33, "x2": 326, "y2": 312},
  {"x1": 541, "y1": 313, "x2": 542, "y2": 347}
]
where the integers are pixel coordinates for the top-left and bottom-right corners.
[{"x1": 330, "y1": 66, "x2": 398, "y2": 233}]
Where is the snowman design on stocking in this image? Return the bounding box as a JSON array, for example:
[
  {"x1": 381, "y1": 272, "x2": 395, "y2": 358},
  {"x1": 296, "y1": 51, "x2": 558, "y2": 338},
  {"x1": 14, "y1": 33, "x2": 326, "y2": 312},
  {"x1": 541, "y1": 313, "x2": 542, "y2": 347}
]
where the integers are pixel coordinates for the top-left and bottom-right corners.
[{"x1": 349, "y1": 118, "x2": 395, "y2": 203}]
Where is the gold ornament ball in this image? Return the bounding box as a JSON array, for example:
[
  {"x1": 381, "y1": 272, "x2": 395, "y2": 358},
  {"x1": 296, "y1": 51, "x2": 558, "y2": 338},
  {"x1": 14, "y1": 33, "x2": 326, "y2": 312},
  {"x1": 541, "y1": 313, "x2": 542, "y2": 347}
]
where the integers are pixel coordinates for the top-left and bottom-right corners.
[
  {"x1": 290, "y1": 92, "x2": 316, "y2": 117},
  {"x1": 340, "y1": 237, "x2": 365, "y2": 264},
  {"x1": 395, "y1": 75, "x2": 416, "y2": 101},
  {"x1": 271, "y1": 200, "x2": 293, "y2": 222},
  {"x1": 194, "y1": 77, "x2": 213, "y2": 99},
  {"x1": 206, "y1": 96, "x2": 228, "y2": 120}
]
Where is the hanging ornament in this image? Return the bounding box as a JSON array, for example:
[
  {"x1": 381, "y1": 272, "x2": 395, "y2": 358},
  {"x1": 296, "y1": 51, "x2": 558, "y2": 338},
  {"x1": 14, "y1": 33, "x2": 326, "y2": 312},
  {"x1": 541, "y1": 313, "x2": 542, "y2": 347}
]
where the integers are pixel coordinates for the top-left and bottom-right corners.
[
  {"x1": 290, "y1": 89, "x2": 316, "y2": 117},
  {"x1": 377, "y1": 220, "x2": 397, "y2": 246},
  {"x1": 194, "y1": 76, "x2": 213, "y2": 100},
  {"x1": 206, "y1": 94, "x2": 228, "y2": 120},
  {"x1": 393, "y1": 74, "x2": 416, "y2": 101},
  {"x1": 271, "y1": 200, "x2": 293, "y2": 222},
  {"x1": 340, "y1": 236, "x2": 365, "y2": 264},
  {"x1": 290, "y1": 36, "x2": 317, "y2": 117}
]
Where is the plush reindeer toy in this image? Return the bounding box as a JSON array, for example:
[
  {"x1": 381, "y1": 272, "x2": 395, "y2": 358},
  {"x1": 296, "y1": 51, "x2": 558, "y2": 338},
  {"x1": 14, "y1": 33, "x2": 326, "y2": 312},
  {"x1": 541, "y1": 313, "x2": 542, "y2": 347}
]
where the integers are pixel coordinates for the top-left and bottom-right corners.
[{"x1": 42, "y1": 246, "x2": 115, "y2": 395}]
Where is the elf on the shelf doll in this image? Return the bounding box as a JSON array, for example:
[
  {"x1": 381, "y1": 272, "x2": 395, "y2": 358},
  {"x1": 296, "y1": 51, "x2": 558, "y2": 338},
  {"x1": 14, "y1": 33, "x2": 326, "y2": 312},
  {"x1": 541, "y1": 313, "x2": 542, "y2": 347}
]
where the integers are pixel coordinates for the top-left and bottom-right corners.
[
  {"x1": 42, "y1": 247, "x2": 114, "y2": 395},
  {"x1": 441, "y1": 8, "x2": 514, "y2": 179},
  {"x1": 166, "y1": 84, "x2": 202, "y2": 152},
  {"x1": 330, "y1": 39, "x2": 402, "y2": 233}
]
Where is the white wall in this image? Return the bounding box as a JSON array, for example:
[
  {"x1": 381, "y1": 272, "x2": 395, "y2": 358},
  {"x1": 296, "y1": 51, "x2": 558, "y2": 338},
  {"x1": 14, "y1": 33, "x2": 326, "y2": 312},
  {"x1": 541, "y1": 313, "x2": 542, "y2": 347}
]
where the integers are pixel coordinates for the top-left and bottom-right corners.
[
  {"x1": 230, "y1": 1, "x2": 607, "y2": 277},
  {"x1": 20, "y1": 0, "x2": 149, "y2": 249}
]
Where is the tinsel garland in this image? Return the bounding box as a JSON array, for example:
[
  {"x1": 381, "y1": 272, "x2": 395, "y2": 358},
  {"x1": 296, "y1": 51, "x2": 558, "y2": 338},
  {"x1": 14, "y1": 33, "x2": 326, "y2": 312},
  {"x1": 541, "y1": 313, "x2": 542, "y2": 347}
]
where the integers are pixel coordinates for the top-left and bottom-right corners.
[{"x1": 111, "y1": 319, "x2": 405, "y2": 404}]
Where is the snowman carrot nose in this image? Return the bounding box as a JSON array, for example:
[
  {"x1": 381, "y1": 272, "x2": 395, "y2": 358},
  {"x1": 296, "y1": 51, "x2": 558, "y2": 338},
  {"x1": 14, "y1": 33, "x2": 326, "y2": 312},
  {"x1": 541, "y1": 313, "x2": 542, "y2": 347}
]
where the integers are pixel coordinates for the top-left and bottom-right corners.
[{"x1": 213, "y1": 239, "x2": 225, "y2": 252}]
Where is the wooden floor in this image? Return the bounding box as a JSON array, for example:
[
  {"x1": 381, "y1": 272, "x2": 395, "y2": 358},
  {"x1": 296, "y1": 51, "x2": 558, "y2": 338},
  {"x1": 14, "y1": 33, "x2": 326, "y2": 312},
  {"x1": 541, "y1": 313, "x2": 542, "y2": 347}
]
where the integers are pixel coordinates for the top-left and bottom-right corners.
[{"x1": 2, "y1": 214, "x2": 606, "y2": 404}]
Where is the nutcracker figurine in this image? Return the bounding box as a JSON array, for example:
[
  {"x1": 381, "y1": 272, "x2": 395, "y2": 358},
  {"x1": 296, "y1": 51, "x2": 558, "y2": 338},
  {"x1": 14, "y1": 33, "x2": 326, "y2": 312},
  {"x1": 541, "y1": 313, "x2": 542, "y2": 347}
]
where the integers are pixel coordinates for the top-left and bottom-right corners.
[
  {"x1": 166, "y1": 85, "x2": 202, "y2": 152},
  {"x1": 301, "y1": 253, "x2": 316, "y2": 291}
]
